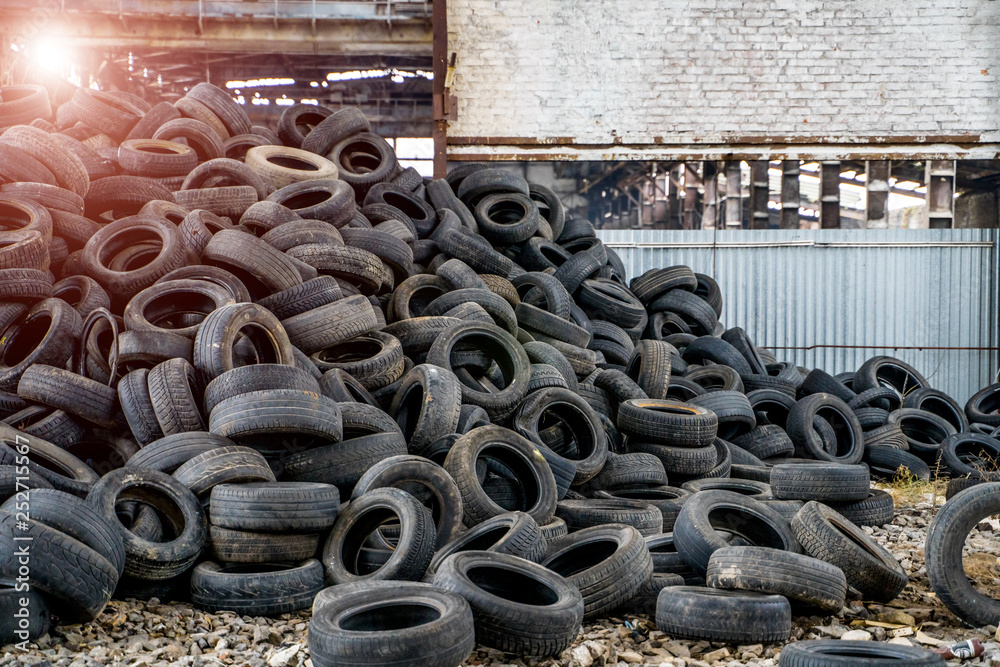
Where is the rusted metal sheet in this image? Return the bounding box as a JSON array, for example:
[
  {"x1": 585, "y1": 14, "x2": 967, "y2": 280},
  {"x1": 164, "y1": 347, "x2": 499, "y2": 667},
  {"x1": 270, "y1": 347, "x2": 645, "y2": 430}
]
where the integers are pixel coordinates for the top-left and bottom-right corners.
[{"x1": 596, "y1": 228, "x2": 1000, "y2": 403}]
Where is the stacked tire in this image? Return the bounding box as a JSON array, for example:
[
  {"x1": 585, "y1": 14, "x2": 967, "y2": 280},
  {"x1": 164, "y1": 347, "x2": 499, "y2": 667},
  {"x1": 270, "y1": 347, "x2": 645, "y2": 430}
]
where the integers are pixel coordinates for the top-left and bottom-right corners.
[{"x1": 0, "y1": 81, "x2": 976, "y2": 666}]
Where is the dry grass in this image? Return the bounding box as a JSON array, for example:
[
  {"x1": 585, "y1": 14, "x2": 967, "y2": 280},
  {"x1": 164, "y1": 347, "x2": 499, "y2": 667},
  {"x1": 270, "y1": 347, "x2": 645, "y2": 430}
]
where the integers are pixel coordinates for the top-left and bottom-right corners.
[
  {"x1": 963, "y1": 552, "x2": 1000, "y2": 599},
  {"x1": 881, "y1": 464, "x2": 948, "y2": 511}
]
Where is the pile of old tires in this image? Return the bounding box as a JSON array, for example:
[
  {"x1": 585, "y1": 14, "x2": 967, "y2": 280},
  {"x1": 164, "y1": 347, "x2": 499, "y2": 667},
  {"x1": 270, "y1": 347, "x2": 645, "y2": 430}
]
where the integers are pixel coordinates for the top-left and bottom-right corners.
[{"x1": 0, "y1": 81, "x2": 984, "y2": 665}]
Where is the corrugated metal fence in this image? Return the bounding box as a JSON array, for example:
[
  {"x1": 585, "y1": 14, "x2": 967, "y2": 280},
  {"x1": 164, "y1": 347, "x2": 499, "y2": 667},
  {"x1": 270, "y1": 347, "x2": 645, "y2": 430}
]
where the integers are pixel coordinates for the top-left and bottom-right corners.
[{"x1": 596, "y1": 229, "x2": 1000, "y2": 404}]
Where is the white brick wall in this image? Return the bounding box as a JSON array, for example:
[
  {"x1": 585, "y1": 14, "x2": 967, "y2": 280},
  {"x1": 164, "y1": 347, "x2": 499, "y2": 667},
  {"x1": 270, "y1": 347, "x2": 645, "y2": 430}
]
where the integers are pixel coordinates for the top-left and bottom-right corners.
[{"x1": 446, "y1": 0, "x2": 1000, "y2": 144}]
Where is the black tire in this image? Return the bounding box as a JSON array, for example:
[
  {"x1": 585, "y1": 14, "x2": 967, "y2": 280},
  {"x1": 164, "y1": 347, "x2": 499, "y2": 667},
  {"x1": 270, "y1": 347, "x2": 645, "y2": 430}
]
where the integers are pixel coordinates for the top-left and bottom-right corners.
[
  {"x1": 555, "y1": 499, "x2": 662, "y2": 536},
  {"x1": 791, "y1": 501, "x2": 907, "y2": 602},
  {"x1": 579, "y1": 452, "x2": 667, "y2": 493},
  {"x1": 800, "y1": 369, "x2": 857, "y2": 402},
  {"x1": 322, "y1": 487, "x2": 436, "y2": 584},
  {"x1": 171, "y1": 445, "x2": 276, "y2": 500},
  {"x1": 0, "y1": 513, "x2": 116, "y2": 622},
  {"x1": 207, "y1": 525, "x2": 321, "y2": 563},
  {"x1": 192, "y1": 302, "x2": 294, "y2": 382},
  {"x1": 118, "y1": 369, "x2": 165, "y2": 446},
  {"x1": 86, "y1": 467, "x2": 207, "y2": 581},
  {"x1": 16, "y1": 363, "x2": 117, "y2": 428},
  {"x1": 148, "y1": 357, "x2": 206, "y2": 436},
  {"x1": 786, "y1": 394, "x2": 865, "y2": 464},
  {"x1": 280, "y1": 429, "x2": 406, "y2": 492},
  {"x1": 0, "y1": 578, "x2": 50, "y2": 644},
  {"x1": 707, "y1": 545, "x2": 846, "y2": 611},
  {"x1": 617, "y1": 399, "x2": 718, "y2": 448},
  {"x1": 0, "y1": 297, "x2": 83, "y2": 392},
  {"x1": 628, "y1": 440, "x2": 718, "y2": 477},
  {"x1": 309, "y1": 580, "x2": 475, "y2": 667},
  {"x1": 432, "y1": 550, "x2": 583, "y2": 657},
  {"x1": 281, "y1": 294, "x2": 379, "y2": 355},
  {"x1": 625, "y1": 339, "x2": 674, "y2": 400},
  {"x1": 864, "y1": 445, "x2": 931, "y2": 482},
  {"x1": 854, "y1": 355, "x2": 929, "y2": 397},
  {"x1": 424, "y1": 510, "x2": 546, "y2": 576},
  {"x1": 208, "y1": 388, "x2": 343, "y2": 458},
  {"x1": 629, "y1": 266, "x2": 697, "y2": 304},
  {"x1": 863, "y1": 423, "x2": 909, "y2": 450},
  {"x1": 389, "y1": 363, "x2": 463, "y2": 454},
  {"x1": 0, "y1": 431, "x2": 98, "y2": 498},
  {"x1": 926, "y1": 481, "x2": 1000, "y2": 626},
  {"x1": 444, "y1": 425, "x2": 558, "y2": 527},
  {"x1": 938, "y1": 432, "x2": 1000, "y2": 479},
  {"x1": 512, "y1": 386, "x2": 608, "y2": 484},
  {"x1": 945, "y1": 476, "x2": 987, "y2": 500},
  {"x1": 542, "y1": 523, "x2": 653, "y2": 620},
  {"x1": 426, "y1": 322, "x2": 530, "y2": 420},
  {"x1": 777, "y1": 640, "x2": 946, "y2": 667},
  {"x1": 673, "y1": 489, "x2": 801, "y2": 575},
  {"x1": 681, "y1": 478, "x2": 772, "y2": 498},
  {"x1": 202, "y1": 364, "x2": 319, "y2": 415},
  {"x1": 902, "y1": 387, "x2": 968, "y2": 433},
  {"x1": 352, "y1": 454, "x2": 464, "y2": 547},
  {"x1": 649, "y1": 292, "x2": 718, "y2": 337},
  {"x1": 209, "y1": 481, "x2": 339, "y2": 533},
  {"x1": 769, "y1": 463, "x2": 870, "y2": 502},
  {"x1": 886, "y1": 408, "x2": 957, "y2": 459},
  {"x1": 0, "y1": 487, "x2": 125, "y2": 576},
  {"x1": 966, "y1": 382, "x2": 1000, "y2": 427},
  {"x1": 523, "y1": 340, "x2": 579, "y2": 392},
  {"x1": 685, "y1": 364, "x2": 745, "y2": 393},
  {"x1": 190, "y1": 559, "x2": 324, "y2": 616},
  {"x1": 126, "y1": 432, "x2": 233, "y2": 473},
  {"x1": 655, "y1": 586, "x2": 790, "y2": 643},
  {"x1": 597, "y1": 486, "x2": 691, "y2": 532},
  {"x1": 732, "y1": 424, "x2": 795, "y2": 460},
  {"x1": 827, "y1": 489, "x2": 895, "y2": 527},
  {"x1": 690, "y1": 390, "x2": 756, "y2": 440}
]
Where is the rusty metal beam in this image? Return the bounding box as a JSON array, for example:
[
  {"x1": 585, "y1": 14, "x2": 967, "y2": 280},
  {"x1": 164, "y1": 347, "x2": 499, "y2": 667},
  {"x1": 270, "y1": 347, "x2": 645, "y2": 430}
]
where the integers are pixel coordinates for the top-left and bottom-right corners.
[
  {"x1": 925, "y1": 160, "x2": 956, "y2": 229},
  {"x1": 446, "y1": 142, "x2": 1000, "y2": 162},
  {"x1": 431, "y1": 0, "x2": 448, "y2": 178},
  {"x1": 780, "y1": 160, "x2": 800, "y2": 230},
  {"x1": 865, "y1": 160, "x2": 890, "y2": 228},
  {"x1": 702, "y1": 161, "x2": 718, "y2": 231},
  {"x1": 725, "y1": 161, "x2": 742, "y2": 229},
  {"x1": 820, "y1": 161, "x2": 841, "y2": 229},
  {"x1": 683, "y1": 163, "x2": 699, "y2": 230},
  {"x1": 0, "y1": 13, "x2": 432, "y2": 56},
  {"x1": 749, "y1": 160, "x2": 770, "y2": 230}
]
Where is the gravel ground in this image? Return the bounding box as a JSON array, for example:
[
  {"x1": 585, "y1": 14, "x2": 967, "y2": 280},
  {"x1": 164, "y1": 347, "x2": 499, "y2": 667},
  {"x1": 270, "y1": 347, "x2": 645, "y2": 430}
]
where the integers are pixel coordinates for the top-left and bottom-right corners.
[{"x1": 3, "y1": 488, "x2": 1000, "y2": 667}]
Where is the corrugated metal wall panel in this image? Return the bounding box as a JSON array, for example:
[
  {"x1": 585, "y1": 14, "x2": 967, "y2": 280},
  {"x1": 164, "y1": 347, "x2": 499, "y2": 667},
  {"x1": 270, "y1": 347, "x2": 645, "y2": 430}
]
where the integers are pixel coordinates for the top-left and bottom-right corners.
[{"x1": 597, "y1": 229, "x2": 1000, "y2": 403}]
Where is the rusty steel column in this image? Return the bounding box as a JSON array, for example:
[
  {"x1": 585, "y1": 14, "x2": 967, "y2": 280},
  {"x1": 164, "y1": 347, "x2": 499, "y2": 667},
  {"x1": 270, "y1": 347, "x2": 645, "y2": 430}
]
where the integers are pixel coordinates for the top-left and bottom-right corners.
[
  {"x1": 865, "y1": 160, "x2": 890, "y2": 228},
  {"x1": 780, "y1": 160, "x2": 800, "y2": 229},
  {"x1": 820, "y1": 161, "x2": 841, "y2": 229},
  {"x1": 925, "y1": 160, "x2": 956, "y2": 229},
  {"x1": 684, "y1": 163, "x2": 700, "y2": 229},
  {"x1": 431, "y1": 0, "x2": 448, "y2": 179},
  {"x1": 749, "y1": 160, "x2": 770, "y2": 229},
  {"x1": 702, "y1": 161, "x2": 718, "y2": 230},
  {"x1": 725, "y1": 160, "x2": 742, "y2": 229}
]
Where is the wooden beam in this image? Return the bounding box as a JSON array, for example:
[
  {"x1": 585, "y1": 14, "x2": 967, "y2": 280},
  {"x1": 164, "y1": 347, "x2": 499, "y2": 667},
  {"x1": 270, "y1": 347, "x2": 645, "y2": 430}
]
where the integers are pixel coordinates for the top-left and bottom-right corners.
[
  {"x1": 820, "y1": 161, "x2": 841, "y2": 229},
  {"x1": 749, "y1": 159, "x2": 770, "y2": 229},
  {"x1": 865, "y1": 160, "x2": 890, "y2": 228},
  {"x1": 725, "y1": 160, "x2": 742, "y2": 229},
  {"x1": 780, "y1": 160, "x2": 800, "y2": 229}
]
